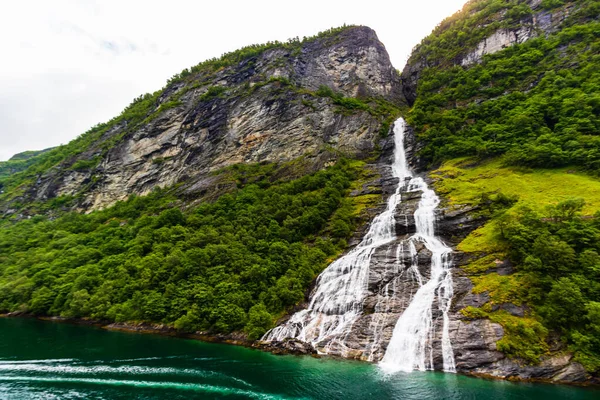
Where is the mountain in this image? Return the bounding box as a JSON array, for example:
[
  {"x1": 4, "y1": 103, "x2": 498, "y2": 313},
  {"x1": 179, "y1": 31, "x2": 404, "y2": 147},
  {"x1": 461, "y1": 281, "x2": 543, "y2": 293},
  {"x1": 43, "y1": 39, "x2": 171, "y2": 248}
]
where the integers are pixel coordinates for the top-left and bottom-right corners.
[
  {"x1": 0, "y1": 148, "x2": 55, "y2": 180},
  {"x1": 0, "y1": 26, "x2": 404, "y2": 347},
  {"x1": 400, "y1": 0, "x2": 600, "y2": 383},
  {"x1": 0, "y1": 26, "x2": 402, "y2": 216},
  {"x1": 1, "y1": 0, "x2": 599, "y2": 385}
]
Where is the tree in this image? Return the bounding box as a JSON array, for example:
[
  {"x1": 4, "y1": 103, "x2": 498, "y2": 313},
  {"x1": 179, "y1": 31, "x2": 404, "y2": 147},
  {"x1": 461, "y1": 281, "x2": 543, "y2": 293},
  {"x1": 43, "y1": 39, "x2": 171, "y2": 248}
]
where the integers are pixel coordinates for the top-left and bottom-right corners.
[{"x1": 245, "y1": 303, "x2": 273, "y2": 340}]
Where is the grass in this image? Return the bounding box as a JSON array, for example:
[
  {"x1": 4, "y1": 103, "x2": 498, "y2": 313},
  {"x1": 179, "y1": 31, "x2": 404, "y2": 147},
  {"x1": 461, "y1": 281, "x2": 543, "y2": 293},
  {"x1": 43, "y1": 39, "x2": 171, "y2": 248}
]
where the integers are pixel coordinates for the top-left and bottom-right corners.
[
  {"x1": 471, "y1": 272, "x2": 528, "y2": 306},
  {"x1": 460, "y1": 307, "x2": 549, "y2": 364},
  {"x1": 346, "y1": 160, "x2": 382, "y2": 218},
  {"x1": 433, "y1": 157, "x2": 600, "y2": 215},
  {"x1": 439, "y1": 156, "x2": 600, "y2": 364},
  {"x1": 461, "y1": 253, "x2": 505, "y2": 275}
]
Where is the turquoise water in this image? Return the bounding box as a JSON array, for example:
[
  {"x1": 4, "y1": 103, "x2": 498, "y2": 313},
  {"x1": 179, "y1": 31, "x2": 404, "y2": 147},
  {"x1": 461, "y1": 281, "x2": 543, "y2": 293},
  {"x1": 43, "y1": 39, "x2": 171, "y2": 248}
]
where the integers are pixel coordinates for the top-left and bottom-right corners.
[{"x1": 0, "y1": 318, "x2": 597, "y2": 399}]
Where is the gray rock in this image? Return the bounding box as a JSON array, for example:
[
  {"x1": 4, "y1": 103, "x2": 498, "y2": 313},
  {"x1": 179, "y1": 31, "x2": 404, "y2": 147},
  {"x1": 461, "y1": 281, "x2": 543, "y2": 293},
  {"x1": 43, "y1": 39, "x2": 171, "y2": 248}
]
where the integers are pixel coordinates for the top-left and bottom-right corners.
[
  {"x1": 5, "y1": 26, "x2": 404, "y2": 214},
  {"x1": 400, "y1": 0, "x2": 582, "y2": 106}
]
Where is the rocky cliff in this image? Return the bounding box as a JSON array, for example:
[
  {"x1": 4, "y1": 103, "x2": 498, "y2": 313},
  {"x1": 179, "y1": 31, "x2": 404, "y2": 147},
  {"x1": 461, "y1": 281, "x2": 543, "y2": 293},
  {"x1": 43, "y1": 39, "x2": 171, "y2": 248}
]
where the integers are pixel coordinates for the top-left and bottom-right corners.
[
  {"x1": 0, "y1": 26, "x2": 402, "y2": 215},
  {"x1": 1, "y1": 4, "x2": 598, "y2": 386},
  {"x1": 262, "y1": 123, "x2": 595, "y2": 384},
  {"x1": 262, "y1": 0, "x2": 599, "y2": 385},
  {"x1": 395, "y1": 0, "x2": 600, "y2": 385}
]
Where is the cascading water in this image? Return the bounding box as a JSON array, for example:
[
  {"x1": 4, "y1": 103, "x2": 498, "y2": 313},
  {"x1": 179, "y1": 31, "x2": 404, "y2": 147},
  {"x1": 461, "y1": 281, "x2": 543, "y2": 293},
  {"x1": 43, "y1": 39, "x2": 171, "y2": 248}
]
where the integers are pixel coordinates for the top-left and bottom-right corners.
[
  {"x1": 262, "y1": 118, "x2": 411, "y2": 355},
  {"x1": 262, "y1": 118, "x2": 455, "y2": 372},
  {"x1": 379, "y1": 179, "x2": 456, "y2": 373}
]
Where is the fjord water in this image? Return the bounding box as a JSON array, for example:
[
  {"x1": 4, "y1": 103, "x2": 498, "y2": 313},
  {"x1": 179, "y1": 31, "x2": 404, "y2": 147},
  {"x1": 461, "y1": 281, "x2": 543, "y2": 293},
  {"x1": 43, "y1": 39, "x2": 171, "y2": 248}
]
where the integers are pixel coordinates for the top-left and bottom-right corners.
[{"x1": 0, "y1": 318, "x2": 597, "y2": 399}]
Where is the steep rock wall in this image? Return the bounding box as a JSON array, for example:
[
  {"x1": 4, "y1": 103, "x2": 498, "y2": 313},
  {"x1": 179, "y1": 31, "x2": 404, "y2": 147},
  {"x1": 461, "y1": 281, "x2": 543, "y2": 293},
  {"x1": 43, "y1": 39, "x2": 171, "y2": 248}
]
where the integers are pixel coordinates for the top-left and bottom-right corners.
[{"x1": 5, "y1": 26, "x2": 403, "y2": 214}]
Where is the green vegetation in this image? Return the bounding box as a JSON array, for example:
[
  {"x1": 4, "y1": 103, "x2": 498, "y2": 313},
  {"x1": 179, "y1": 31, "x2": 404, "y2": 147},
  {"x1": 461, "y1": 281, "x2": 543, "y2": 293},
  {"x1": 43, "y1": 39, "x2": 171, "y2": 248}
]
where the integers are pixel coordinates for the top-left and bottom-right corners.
[
  {"x1": 462, "y1": 306, "x2": 549, "y2": 364},
  {"x1": 0, "y1": 25, "x2": 360, "y2": 209},
  {"x1": 435, "y1": 158, "x2": 600, "y2": 369},
  {"x1": 412, "y1": 0, "x2": 600, "y2": 371},
  {"x1": 315, "y1": 85, "x2": 402, "y2": 135},
  {"x1": 164, "y1": 25, "x2": 357, "y2": 86},
  {"x1": 497, "y1": 202, "x2": 600, "y2": 370},
  {"x1": 0, "y1": 149, "x2": 54, "y2": 180},
  {"x1": 0, "y1": 92, "x2": 162, "y2": 201},
  {"x1": 434, "y1": 158, "x2": 600, "y2": 215},
  {"x1": 0, "y1": 159, "x2": 377, "y2": 340},
  {"x1": 408, "y1": 1, "x2": 599, "y2": 171}
]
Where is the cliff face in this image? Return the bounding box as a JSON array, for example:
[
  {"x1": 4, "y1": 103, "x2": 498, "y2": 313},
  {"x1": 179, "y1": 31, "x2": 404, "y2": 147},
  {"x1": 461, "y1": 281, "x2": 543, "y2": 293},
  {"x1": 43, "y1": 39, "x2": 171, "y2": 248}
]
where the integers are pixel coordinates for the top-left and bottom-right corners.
[
  {"x1": 1, "y1": 26, "x2": 402, "y2": 215},
  {"x1": 2, "y1": 6, "x2": 597, "y2": 385},
  {"x1": 263, "y1": 0, "x2": 598, "y2": 385},
  {"x1": 401, "y1": 0, "x2": 587, "y2": 105}
]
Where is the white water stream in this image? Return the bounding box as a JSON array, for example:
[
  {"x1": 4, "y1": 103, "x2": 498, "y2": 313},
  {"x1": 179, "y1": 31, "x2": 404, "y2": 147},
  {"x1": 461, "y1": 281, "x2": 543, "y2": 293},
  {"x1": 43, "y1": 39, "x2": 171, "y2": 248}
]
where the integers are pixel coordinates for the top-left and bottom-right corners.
[{"x1": 263, "y1": 118, "x2": 455, "y2": 373}]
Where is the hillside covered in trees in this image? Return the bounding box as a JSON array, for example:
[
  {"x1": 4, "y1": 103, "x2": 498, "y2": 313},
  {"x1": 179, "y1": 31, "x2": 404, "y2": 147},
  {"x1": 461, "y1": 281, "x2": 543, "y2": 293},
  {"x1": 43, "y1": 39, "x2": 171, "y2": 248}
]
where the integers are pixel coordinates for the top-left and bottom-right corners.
[
  {"x1": 0, "y1": 26, "x2": 399, "y2": 341},
  {"x1": 403, "y1": 0, "x2": 600, "y2": 374}
]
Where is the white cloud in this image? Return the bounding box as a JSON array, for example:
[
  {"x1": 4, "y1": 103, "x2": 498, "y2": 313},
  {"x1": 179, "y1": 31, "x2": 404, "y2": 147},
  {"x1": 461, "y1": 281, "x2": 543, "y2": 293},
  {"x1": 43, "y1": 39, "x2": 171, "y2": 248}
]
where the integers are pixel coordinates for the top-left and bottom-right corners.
[{"x1": 0, "y1": 0, "x2": 467, "y2": 161}]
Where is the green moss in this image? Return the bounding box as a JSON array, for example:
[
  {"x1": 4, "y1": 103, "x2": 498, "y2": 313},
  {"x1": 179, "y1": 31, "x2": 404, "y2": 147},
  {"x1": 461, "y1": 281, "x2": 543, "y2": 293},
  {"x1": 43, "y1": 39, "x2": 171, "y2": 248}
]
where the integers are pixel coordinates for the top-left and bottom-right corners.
[
  {"x1": 435, "y1": 157, "x2": 600, "y2": 256},
  {"x1": 70, "y1": 157, "x2": 101, "y2": 172},
  {"x1": 491, "y1": 311, "x2": 549, "y2": 364},
  {"x1": 460, "y1": 306, "x2": 489, "y2": 319},
  {"x1": 457, "y1": 221, "x2": 506, "y2": 253},
  {"x1": 460, "y1": 306, "x2": 549, "y2": 364},
  {"x1": 351, "y1": 194, "x2": 381, "y2": 217},
  {"x1": 434, "y1": 158, "x2": 600, "y2": 214},
  {"x1": 437, "y1": 160, "x2": 598, "y2": 296},
  {"x1": 461, "y1": 253, "x2": 505, "y2": 275},
  {"x1": 471, "y1": 272, "x2": 528, "y2": 306}
]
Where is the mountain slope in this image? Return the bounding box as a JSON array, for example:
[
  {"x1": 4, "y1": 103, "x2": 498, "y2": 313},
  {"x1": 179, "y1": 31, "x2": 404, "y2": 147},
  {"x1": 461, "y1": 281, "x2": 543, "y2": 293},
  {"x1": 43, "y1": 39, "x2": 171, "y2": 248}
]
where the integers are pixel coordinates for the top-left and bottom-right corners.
[
  {"x1": 0, "y1": 25, "x2": 403, "y2": 216},
  {"x1": 0, "y1": 26, "x2": 403, "y2": 343},
  {"x1": 1, "y1": 3, "x2": 599, "y2": 385},
  {"x1": 404, "y1": 0, "x2": 600, "y2": 381}
]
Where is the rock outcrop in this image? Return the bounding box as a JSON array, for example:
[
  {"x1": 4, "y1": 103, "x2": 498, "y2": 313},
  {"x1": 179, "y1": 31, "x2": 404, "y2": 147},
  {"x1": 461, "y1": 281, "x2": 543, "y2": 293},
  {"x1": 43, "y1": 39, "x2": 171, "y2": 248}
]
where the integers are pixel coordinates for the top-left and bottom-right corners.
[
  {"x1": 262, "y1": 122, "x2": 595, "y2": 384},
  {"x1": 4, "y1": 26, "x2": 403, "y2": 214},
  {"x1": 401, "y1": 0, "x2": 581, "y2": 105},
  {"x1": 2, "y1": 17, "x2": 595, "y2": 386}
]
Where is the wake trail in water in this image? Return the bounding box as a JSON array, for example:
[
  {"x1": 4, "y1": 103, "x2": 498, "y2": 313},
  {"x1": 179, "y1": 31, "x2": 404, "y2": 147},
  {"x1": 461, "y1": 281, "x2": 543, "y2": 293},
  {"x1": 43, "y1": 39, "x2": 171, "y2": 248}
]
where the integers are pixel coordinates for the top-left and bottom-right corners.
[
  {"x1": 0, "y1": 376, "x2": 288, "y2": 399},
  {"x1": 0, "y1": 358, "x2": 75, "y2": 365},
  {"x1": 0, "y1": 362, "x2": 254, "y2": 387}
]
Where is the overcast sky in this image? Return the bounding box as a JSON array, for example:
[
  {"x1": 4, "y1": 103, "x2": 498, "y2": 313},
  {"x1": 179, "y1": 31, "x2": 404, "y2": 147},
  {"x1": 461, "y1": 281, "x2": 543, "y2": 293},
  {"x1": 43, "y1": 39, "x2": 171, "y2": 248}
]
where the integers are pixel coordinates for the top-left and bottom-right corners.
[{"x1": 0, "y1": 0, "x2": 467, "y2": 161}]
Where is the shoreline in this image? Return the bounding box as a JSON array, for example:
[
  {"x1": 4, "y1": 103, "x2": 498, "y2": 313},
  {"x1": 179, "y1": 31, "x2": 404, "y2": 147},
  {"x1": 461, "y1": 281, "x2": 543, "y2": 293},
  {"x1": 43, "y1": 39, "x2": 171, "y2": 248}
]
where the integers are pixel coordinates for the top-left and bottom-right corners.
[{"x1": 1, "y1": 313, "x2": 598, "y2": 388}]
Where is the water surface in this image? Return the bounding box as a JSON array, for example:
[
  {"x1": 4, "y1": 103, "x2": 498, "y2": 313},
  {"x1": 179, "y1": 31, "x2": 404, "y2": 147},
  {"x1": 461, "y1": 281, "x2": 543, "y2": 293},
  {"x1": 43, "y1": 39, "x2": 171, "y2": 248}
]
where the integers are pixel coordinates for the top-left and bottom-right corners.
[{"x1": 0, "y1": 318, "x2": 597, "y2": 399}]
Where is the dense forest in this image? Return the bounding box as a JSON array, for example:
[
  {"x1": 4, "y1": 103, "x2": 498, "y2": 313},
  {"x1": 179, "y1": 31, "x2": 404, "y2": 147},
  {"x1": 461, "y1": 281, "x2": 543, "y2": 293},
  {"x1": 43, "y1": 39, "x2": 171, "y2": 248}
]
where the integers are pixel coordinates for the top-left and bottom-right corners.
[
  {"x1": 0, "y1": 159, "x2": 372, "y2": 340},
  {"x1": 408, "y1": 0, "x2": 599, "y2": 171},
  {"x1": 0, "y1": 23, "x2": 394, "y2": 344},
  {"x1": 0, "y1": 0, "x2": 599, "y2": 378}
]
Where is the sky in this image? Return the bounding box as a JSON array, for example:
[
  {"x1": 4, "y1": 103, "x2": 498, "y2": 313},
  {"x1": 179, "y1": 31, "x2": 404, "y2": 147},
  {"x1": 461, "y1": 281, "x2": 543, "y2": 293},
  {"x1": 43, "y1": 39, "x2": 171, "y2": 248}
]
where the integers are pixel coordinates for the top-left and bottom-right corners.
[{"x1": 0, "y1": 0, "x2": 468, "y2": 161}]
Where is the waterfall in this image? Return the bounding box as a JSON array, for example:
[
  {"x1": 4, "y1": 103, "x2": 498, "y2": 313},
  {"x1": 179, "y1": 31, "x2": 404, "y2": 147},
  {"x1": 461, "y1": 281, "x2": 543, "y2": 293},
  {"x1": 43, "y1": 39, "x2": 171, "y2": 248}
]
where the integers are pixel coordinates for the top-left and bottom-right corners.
[
  {"x1": 379, "y1": 178, "x2": 456, "y2": 373},
  {"x1": 262, "y1": 118, "x2": 455, "y2": 372}
]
